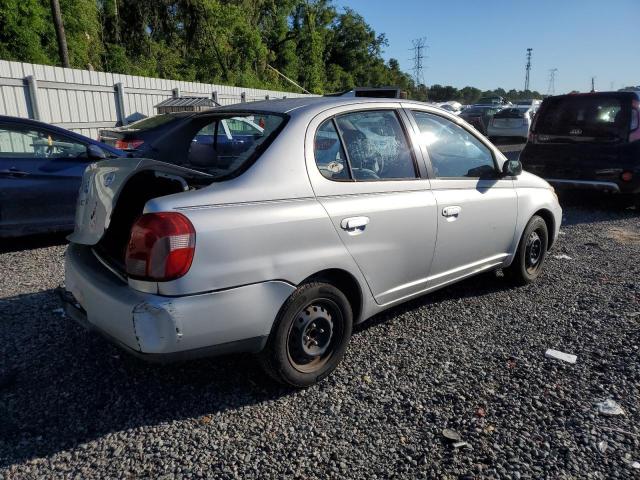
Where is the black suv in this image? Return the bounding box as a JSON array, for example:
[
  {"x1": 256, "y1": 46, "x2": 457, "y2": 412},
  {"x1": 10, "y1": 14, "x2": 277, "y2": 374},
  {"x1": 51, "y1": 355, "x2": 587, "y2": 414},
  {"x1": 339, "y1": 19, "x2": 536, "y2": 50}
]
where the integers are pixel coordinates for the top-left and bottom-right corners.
[{"x1": 521, "y1": 91, "x2": 640, "y2": 206}]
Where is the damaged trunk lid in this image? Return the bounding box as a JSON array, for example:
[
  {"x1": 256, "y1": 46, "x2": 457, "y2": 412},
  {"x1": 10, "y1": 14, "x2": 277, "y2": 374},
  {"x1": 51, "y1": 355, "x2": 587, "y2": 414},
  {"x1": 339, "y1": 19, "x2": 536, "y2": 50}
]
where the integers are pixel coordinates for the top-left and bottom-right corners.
[{"x1": 68, "y1": 158, "x2": 213, "y2": 247}]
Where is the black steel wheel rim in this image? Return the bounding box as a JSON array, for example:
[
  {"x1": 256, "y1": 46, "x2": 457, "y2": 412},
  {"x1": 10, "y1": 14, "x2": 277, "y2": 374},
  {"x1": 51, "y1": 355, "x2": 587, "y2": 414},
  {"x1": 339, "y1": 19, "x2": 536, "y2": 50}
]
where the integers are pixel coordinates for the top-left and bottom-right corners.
[
  {"x1": 525, "y1": 230, "x2": 543, "y2": 274},
  {"x1": 287, "y1": 298, "x2": 343, "y2": 374}
]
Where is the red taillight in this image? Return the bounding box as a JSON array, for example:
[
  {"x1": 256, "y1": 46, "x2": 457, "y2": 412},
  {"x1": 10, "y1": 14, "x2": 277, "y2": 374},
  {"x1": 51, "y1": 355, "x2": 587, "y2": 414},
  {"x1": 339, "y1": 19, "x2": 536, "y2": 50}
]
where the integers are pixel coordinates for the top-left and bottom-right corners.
[
  {"x1": 115, "y1": 138, "x2": 145, "y2": 150},
  {"x1": 621, "y1": 171, "x2": 633, "y2": 182},
  {"x1": 125, "y1": 212, "x2": 195, "y2": 281}
]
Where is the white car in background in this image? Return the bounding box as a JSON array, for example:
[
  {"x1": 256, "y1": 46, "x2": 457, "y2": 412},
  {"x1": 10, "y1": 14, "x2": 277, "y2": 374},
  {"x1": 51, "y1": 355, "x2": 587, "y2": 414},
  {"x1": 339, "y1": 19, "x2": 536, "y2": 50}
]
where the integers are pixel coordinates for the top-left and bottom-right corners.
[
  {"x1": 435, "y1": 101, "x2": 463, "y2": 115},
  {"x1": 487, "y1": 106, "x2": 536, "y2": 142},
  {"x1": 515, "y1": 99, "x2": 541, "y2": 110}
]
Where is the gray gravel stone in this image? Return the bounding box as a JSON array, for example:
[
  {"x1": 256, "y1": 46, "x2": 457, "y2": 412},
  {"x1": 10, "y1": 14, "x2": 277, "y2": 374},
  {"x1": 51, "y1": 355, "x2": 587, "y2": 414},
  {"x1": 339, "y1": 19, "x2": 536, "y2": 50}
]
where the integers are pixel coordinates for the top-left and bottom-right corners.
[{"x1": 1, "y1": 196, "x2": 639, "y2": 478}]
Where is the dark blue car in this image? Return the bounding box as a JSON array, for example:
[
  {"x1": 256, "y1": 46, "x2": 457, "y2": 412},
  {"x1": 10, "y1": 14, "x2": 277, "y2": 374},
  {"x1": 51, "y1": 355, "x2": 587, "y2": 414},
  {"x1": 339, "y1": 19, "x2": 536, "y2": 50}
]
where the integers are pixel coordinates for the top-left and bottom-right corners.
[{"x1": 0, "y1": 116, "x2": 123, "y2": 237}]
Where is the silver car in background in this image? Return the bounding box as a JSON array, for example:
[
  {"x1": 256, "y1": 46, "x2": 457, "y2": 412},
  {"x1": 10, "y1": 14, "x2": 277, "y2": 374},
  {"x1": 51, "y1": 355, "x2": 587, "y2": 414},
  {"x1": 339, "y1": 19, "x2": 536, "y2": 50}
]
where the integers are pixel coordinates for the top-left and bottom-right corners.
[
  {"x1": 63, "y1": 97, "x2": 562, "y2": 387},
  {"x1": 488, "y1": 106, "x2": 537, "y2": 142}
]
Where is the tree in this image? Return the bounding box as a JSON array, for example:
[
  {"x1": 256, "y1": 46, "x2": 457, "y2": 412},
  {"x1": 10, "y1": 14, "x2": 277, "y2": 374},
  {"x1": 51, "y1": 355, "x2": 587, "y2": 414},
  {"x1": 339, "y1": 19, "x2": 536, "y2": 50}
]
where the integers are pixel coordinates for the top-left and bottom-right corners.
[
  {"x1": 0, "y1": 0, "x2": 538, "y2": 101},
  {"x1": 50, "y1": 0, "x2": 70, "y2": 67}
]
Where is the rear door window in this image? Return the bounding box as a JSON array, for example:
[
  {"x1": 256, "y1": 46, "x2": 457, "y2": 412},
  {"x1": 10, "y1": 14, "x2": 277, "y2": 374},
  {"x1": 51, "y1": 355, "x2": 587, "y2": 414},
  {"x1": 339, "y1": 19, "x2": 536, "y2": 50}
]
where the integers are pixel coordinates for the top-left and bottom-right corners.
[
  {"x1": 535, "y1": 96, "x2": 628, "y2": 138},
  {"x1": 335, "y1": 110, "x2": 417, "y2": 180},
  {"x1": 0, "y1": 126, "x2": 87, "y2": 159}
]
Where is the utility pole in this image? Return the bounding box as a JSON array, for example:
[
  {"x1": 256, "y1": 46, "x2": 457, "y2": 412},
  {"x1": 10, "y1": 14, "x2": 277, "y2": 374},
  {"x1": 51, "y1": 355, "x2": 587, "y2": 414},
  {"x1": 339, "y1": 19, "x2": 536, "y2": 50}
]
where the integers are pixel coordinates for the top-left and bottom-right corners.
[
  {"x1": 410, "y1": 37, "x2": 428, "y2": 87},
  {"x1": 50, "y1": 0, "x2": 70, "y2": 68},
  {"x1": 591, "y1": 76, "x2": 596, "y2": 92},
  {"x1": 524, "y1": 48, "x2": 532, "y2": 91},
  {"x1": 547, "y1": 68, "x2": 558, "y2": 96}
]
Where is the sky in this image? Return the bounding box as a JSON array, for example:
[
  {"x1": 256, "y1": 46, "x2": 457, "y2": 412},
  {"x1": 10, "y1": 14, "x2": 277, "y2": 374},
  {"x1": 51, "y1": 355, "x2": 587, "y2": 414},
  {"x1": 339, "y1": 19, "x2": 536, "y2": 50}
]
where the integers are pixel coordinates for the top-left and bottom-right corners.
[{"x1": 339, "y1": 0, "x2": 639, "y2": 94}]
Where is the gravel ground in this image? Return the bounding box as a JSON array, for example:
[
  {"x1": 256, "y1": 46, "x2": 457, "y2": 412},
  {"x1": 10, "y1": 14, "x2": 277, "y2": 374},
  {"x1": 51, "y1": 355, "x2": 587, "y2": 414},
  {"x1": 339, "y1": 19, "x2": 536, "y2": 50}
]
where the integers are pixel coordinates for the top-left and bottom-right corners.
[{"x1": 1, "y1": 198, "x2": 640, "y2": 479}]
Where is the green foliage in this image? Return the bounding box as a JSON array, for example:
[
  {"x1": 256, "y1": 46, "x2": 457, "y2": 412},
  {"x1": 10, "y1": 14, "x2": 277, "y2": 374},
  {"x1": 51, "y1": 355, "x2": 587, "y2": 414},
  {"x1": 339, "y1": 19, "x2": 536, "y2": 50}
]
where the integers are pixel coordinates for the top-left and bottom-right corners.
[
  {"x1": 60, "y1": 0, "x2": 103, "y2": 69},
  {"x1": 0, "y1": 0, "x2": 533, "y2": 102},
  {"x1": 0, "y1": 0, "x2": 52, "y2": 65}
]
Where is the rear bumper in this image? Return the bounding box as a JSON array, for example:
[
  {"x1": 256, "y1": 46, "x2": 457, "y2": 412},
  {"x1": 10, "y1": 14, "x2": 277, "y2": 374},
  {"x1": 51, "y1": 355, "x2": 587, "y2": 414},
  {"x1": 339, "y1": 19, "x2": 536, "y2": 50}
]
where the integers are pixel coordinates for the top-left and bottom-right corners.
[
  {"x1": 546, "y1": 178, "x2": 622, "y2": 193},
  {"x1": 64, "y1": 244, "x2": 295, "y2": 361}
]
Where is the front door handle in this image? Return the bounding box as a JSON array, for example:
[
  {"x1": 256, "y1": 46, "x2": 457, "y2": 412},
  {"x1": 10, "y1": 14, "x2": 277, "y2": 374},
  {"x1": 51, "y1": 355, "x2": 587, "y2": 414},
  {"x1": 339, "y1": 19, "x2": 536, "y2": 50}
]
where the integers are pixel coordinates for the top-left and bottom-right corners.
[
  {"x1": 0, "y1": 168, "x2": 29, "y2": 177},
  {"x1": 340, "y1": 216, "x2": 370, "y2": 233},
  {"x1": 442, "y1": 206, "x2": 462, "y2": 218}
]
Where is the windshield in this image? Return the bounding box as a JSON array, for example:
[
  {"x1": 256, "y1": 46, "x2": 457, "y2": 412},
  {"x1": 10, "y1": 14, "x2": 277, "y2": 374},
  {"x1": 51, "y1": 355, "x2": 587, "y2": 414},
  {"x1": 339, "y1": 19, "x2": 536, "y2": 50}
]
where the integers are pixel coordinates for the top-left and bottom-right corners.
[
  {"x1": 535, "y1": 96, "x2": 628, "y2": 138},
  {"x1": 186, "y1": 113, "x2": 285, "y2": 178}
]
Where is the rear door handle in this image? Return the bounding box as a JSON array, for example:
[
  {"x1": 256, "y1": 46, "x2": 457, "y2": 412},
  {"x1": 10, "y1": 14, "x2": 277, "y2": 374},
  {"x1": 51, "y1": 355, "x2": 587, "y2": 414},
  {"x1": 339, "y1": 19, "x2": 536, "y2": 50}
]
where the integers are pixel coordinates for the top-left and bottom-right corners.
[
  {"x1": 442, "y1": 206, "x2": 461, "y2": 218},
  {"x1": 340, "y1": 216, "x2": 370, "y2": 233}
]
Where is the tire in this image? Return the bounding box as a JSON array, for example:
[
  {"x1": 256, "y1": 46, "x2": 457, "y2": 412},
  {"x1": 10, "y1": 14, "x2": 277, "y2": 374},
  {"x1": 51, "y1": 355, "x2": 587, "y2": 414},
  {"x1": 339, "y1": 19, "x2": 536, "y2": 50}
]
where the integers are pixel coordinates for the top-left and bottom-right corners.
[
  {"x1": 504, "y1": 215, "x2": 549, "y2": 286},
  {"x1": 258, "y1": 282, "x2": 353, "y2": 388}
]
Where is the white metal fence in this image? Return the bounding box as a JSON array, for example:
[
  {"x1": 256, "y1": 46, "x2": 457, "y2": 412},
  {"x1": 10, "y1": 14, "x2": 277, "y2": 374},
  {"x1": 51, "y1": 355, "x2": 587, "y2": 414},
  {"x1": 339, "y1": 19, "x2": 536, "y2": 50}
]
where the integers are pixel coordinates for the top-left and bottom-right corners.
[{"x1": 0, "y1": 60, "x2": 310, "y2": 139}]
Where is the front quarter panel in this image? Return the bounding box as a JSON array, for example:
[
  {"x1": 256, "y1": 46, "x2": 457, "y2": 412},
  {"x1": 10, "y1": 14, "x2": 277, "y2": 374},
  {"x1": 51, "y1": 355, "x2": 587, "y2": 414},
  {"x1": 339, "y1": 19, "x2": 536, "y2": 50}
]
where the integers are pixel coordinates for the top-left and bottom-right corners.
[{"x1": 511, "y1": 172, "x2": 562, "y2": 259}]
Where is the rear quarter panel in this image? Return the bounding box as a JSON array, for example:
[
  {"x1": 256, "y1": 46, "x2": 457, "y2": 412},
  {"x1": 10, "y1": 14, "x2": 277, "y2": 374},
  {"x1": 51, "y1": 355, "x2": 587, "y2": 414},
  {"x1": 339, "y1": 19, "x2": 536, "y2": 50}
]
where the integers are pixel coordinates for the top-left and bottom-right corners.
[{"x1": 157, "y1": 197, "x2": 366, "y2": 297}]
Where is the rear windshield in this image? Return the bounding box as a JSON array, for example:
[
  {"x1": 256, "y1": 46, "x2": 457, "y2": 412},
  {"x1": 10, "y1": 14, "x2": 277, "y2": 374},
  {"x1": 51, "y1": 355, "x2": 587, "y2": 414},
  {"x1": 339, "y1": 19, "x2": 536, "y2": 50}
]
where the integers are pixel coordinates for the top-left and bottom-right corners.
[
  {"x1": 495, "y1": 108, "x2": 528, "y2": 119},
  {"x1": 535, "y1": 96, "x2": 629, "y2": 137},
  {"x1": 186, "y1": 113, "x2": 285, "y2": 178},
  {"x1": 464, "y1": 107, "x2": 499, "y2": 115}
]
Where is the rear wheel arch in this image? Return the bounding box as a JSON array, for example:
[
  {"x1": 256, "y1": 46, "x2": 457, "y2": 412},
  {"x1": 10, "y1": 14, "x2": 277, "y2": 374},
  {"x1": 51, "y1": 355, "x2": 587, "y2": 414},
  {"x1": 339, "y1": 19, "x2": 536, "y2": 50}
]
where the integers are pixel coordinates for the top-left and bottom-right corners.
[{"x1": 301, "y1": 269, "x2": 363, "y2": 324}]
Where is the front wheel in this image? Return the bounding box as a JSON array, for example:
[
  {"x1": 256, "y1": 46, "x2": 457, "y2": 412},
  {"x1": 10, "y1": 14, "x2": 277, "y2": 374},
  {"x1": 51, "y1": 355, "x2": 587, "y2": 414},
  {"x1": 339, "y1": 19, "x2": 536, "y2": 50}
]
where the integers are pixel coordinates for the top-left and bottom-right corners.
[
  {"x1": 258, "y1": 282, "x2": 353, "y2": 388},
  {"x1": 504, "y1": 215, "x2": 549, "y2": 285}
]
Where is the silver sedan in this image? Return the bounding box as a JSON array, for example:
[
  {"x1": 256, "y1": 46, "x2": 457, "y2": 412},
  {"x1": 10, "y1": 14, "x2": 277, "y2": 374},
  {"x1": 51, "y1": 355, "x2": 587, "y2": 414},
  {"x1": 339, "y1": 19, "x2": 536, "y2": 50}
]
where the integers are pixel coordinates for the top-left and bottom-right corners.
[{"x1": 64, "y1": 97, "x2": 562, "y2": 387}]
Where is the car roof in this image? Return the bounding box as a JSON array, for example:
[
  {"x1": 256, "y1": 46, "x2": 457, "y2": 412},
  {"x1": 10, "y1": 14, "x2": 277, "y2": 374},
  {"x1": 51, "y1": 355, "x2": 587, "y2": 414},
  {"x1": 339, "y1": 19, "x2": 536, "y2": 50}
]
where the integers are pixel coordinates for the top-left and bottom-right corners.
[
  {"x1": 547, "y1": 91, "x2": 639, "y2": 101},
  {"x1": 204, "y1": 96, "x2": 434, "y2": 118}
]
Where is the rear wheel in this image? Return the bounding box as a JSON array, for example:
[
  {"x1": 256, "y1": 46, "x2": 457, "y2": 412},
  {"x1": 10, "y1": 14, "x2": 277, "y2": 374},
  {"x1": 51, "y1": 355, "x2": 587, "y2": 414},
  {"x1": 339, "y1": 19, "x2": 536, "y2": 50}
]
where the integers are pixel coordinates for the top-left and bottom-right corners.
[
  {"x1": 504, "y1": 215, "x2": 549, "y2": 285},
  {"x1": 258, "y1": 282, "x2": 353, "y2": 388}
]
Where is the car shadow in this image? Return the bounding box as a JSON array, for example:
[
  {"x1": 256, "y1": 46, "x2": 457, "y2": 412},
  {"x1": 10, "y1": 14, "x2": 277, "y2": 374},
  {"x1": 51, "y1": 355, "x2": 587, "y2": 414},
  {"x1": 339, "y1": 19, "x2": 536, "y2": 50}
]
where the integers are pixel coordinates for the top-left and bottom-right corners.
[
  {"x1": 354, "y1": 270, "x2": 508, "y2": 334},
  {"x1": 0, "y1": 288, "x2": 291, "y2": 467},
  {"x1": 0, "y1": 271, "x2": 513, "y2": 467},
  {"x1": 0, "y1": 232, "x2": 69, "y2": 253}
]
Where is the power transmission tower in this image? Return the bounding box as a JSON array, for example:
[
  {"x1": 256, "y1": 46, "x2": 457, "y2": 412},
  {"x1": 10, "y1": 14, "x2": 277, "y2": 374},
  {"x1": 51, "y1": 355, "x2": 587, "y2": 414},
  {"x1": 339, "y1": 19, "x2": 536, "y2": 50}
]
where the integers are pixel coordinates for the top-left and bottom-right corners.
[
  {"x1": 524, "y1": 48, "x2": 532, "y2": 91},
  {"x1": 410, "y1": 37, "x2": 428, "y2": 86},
  {"x1": 547, "y1": 68, "x2": 558, "y2": 96},
  {"x1": 50, "y1": 0, "x2": 70, "y2": 68}
]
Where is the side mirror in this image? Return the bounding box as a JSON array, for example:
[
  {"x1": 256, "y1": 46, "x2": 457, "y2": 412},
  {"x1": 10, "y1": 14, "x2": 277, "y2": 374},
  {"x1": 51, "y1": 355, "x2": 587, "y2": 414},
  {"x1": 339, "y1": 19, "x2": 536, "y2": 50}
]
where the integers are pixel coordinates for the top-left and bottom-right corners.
[
  {"x1": 502, "y1": 159, "x2": 522, "y2": 177},
  {"x1": 87, "y1": 144, "x2": 107, "y2": 161}
]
